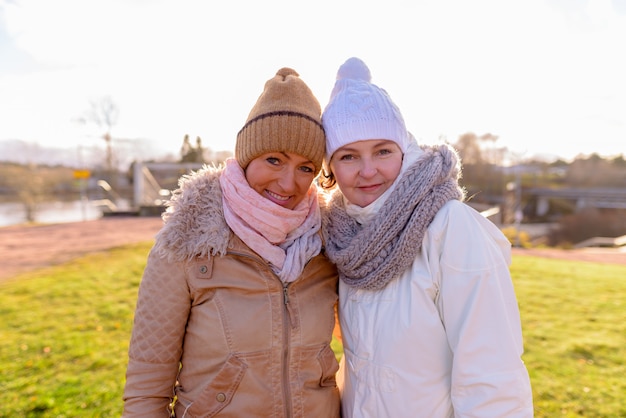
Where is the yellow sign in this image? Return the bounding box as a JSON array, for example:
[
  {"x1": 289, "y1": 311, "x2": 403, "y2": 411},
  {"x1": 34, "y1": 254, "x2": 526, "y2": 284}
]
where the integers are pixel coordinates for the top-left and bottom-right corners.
[{"x1": 73, "y1": 169, "x2": 91, "y2": 179}]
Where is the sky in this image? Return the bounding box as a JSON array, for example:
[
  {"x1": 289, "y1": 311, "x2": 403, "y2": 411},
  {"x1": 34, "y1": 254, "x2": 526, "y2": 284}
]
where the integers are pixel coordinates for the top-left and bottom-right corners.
[{"x1": 1, "y1": 0, "x2": 625, "y2": 169}]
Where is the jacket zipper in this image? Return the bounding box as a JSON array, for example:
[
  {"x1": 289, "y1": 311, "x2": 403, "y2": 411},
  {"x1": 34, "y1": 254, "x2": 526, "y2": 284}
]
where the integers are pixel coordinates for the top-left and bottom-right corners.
[
  {"x1": 282, "y1": 282, "x2": 293, "y2": 418},
  {"x1": 228, "y1": 250, "x2": 295, "y2": 417}
]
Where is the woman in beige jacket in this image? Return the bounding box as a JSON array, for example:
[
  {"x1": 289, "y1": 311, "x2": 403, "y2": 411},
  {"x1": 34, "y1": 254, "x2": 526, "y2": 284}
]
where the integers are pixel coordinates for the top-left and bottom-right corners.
[{"x1": 123, "y1": 68, "x2": 340, "y2": 417}]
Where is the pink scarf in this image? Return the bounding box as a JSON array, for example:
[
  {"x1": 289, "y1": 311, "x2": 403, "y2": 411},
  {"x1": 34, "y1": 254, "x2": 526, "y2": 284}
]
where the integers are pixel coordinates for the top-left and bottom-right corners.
[{"x1": 219, "y1": 159, "x2": 322, "y2": 283}]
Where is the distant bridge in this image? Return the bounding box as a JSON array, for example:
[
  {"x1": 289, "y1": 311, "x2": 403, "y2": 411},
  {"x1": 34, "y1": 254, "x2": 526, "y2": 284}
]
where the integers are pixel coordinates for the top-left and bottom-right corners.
[{"x1": 527, "y1": 187, "x2": 626, "y2": 214}]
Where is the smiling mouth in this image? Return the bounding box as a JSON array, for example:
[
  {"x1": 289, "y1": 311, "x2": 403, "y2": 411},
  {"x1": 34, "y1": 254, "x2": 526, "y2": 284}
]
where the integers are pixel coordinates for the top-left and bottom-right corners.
[
  {"x1": 358, "y1": 184, "x2": 382, "y2": 192},
  {"x1": 266, "y1": 190, "x2": 290, "y2": 202}
]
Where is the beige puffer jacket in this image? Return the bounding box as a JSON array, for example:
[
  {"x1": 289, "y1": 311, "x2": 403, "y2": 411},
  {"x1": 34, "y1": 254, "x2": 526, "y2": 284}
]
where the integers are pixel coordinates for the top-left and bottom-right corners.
[{"x1": 123, "y1": 166, "x2": 340, "y2": 417}]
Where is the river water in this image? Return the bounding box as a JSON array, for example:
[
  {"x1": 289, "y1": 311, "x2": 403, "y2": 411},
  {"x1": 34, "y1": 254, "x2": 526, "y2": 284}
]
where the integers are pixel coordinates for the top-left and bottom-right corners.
[{"x1": 0, "y1": 200, "x2": 104, "y2": 227}]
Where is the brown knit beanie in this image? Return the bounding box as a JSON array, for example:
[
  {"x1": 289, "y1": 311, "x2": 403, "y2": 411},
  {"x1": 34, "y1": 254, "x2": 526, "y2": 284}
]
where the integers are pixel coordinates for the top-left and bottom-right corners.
[{"x1": 236, "y1": 67, "x2": 326, "y2": 173}]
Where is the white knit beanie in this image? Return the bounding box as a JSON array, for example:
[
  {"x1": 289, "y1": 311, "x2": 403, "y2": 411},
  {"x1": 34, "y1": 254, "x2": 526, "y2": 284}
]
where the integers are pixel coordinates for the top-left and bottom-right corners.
[{"x1": 322, "y1": 57, "x2": 411, "y2": 162}]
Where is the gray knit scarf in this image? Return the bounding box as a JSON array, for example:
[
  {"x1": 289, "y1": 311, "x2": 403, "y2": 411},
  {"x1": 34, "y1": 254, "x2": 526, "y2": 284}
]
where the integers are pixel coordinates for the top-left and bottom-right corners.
[{"x1": 322, "y1": 144, "x2": 465, "y2": 291}]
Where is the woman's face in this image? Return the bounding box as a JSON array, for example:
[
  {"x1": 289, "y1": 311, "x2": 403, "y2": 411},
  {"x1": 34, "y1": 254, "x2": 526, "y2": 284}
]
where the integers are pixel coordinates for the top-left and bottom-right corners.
[
  {"x1": 245, "y1": 151, "x2": 316, "y2": 210},
  {"x1": 329, "y1": 139, "x2": 403, "y2": 208}
]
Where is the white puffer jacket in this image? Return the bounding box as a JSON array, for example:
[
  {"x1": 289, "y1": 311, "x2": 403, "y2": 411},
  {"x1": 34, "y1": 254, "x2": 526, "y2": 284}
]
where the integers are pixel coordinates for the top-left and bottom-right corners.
[{"x1": 337, "y1": 200, "x2": 534, "y2": 418}]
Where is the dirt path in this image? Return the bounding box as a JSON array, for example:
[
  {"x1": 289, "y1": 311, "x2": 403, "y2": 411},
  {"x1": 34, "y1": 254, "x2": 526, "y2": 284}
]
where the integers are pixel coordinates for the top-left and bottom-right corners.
[
  {"x1": 511, "y1": 246, "x2": 626, "y2": 266},
  {"x1": 0, "y1": 217, "x2": 164, "y2": 281},
  {"x1": 1, "y1": 216, "x2": 625, "y2": 282}
]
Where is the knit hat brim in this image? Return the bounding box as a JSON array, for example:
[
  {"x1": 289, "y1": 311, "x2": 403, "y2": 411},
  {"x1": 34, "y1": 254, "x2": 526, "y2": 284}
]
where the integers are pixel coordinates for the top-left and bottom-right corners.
[{"x1": 236, "y1": 111, "x2": 325, "y2": 172}]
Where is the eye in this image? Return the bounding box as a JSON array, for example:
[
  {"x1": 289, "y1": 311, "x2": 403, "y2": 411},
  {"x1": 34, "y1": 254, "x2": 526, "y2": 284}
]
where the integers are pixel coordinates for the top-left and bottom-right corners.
[
  {"x1": 338, "y1": 153, "x2": 356, "y2": 161},
  {"x1": 299, "y1": 165, "x2": 315, "y2": 174},
  {"x1": 265, "y1": 156, "x2": 280, "y2": 165}
]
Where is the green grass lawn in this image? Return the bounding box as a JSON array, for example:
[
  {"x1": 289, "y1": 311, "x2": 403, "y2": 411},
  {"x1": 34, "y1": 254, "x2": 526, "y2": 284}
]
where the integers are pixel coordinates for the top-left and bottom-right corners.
[
  {"x1": 1, "y1": 243, "x2": 625, "y2": 417},
  {"x1": 512, "y1": 256, "x2": 626, "y2": 417}
]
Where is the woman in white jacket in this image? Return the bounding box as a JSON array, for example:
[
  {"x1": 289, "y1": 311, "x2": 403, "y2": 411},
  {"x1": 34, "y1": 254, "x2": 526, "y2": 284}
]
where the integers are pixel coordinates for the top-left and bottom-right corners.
[{"x1": 320, "y1": 57, "x2": 533, "y2": 418}]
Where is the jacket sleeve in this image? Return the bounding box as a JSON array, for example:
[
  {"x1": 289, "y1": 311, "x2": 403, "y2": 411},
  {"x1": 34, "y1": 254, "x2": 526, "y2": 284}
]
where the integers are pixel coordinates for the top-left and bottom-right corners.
[
  {"x1": 435, "y1": 202, "x2": 534, "y2": 417},
  {"x1": 123, "y1": 248, "x2": 191, "y2": 417}
]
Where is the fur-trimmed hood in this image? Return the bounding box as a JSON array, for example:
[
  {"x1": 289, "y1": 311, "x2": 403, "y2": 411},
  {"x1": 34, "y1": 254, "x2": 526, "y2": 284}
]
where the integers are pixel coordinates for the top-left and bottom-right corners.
[{"x1": 153, "y1": 164, "x2": 232, "y2": 262}]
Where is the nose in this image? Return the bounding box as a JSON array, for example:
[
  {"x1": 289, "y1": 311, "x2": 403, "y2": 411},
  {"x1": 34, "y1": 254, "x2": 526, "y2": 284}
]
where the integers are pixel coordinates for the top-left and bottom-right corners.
[
  {"x1": 277, "y1": 167, "x2": 297, "y2": 193},
  {"x1": 359, "y1": 159, "x2": 377, "y2": 178}
]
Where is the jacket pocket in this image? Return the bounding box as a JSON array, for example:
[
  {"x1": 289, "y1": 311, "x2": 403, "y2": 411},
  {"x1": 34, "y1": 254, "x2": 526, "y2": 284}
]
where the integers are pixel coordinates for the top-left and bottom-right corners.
[
  {"x1": 318, "y1": 344, "x2": 340, "y2": 387},
  {"x1": 186, "y1": 354, "x2": 248, "y2": 417},
  {"x1": 344, "y1": 347, "x2": 396, "y2": 393}
]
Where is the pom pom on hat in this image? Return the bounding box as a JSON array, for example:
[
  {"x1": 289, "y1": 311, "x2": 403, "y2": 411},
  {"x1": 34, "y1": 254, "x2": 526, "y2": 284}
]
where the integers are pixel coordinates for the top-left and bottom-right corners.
[
  {"x1": 336, "y1": 57, "x2": 372, "y2": 82},
  {"x1": 236, "y1": 67, "x2": 326, "y2": 173},
  {"x1": 322, "y1": 57, "x2": 411, "y2": 163}
]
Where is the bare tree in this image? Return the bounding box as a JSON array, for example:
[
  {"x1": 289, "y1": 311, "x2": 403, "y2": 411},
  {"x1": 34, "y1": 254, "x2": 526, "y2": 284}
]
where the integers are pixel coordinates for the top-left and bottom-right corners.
[
  {"x1": 454, "y1": 132, "x2": 483, "y2": 165},
  {"x1": 86, "y1": 96, "x2": 119, "y2": 173},
  {"x1": 479, "y1": 133, "x2": 500, "y2": 166}
]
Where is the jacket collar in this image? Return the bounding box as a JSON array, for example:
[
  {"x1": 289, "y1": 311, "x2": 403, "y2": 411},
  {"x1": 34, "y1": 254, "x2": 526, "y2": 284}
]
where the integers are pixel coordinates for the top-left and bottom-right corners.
[{"x1": 153, "y1": 165, "x2": 232, "y2": 262}]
